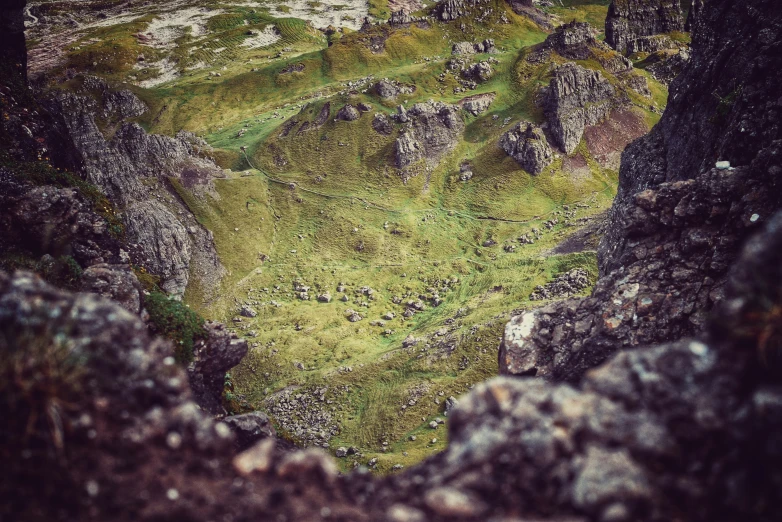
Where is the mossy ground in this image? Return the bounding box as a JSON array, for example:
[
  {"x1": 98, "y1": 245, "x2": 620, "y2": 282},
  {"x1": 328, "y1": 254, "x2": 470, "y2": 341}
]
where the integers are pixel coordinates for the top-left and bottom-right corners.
[{"x1": 36, "y1": 0, "x2": 666, "y2": 472}]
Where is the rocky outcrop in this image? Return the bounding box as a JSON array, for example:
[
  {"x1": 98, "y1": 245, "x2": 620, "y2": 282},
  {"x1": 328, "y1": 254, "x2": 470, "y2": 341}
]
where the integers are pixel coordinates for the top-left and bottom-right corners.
[
  {"x1": 501, "y1": 0, "x2": 782, "y2": 382},
  {"x1": 525, "y1": 21, "x2": 636, "y2": 77},
  {"x1": 544, "y1": 63, "x2": 622, "y2": 154},
  {"x1": 458, "y1": 92, "x2": 495, "y2": 116},
  {"x1": 388, "y1": 9, "x2": 412, "y2": 26},
  {"x1": 336, "y1": 104, "x2": 361, "y2": 121},
  {"x1": 188, "y1": 321, "x2": 248, "y2": 415},
  {"x1": 606, "y1": 0, "x2": 686, "y2": 54},
  {"x1": 499, "y1": 121, "x2": 554, "y2": 174},
  {"x1": 393, "y1": 101, "x2": 464, "y2": 169},
  {"x1": 80, "y1": 263, "x2": 143, "y2": 314},
  {"x1": 46, "y1": 81, "x2": 225, "y2": 296},
  {"x1": 461, "y1": 60, "x2": 493, "y2": 82},
  {"x1": 452, "y1": 39, "x2": 496, "y2": 55},
  {"x1": 645, "y1": 47, "x2": 690, "y2": 84},
  {"x1": 0, "y1": 271, "x2": 356, "y2": 521},
  {"x1": 433, "y1": 0, "x2": 483, "y2": 21},
  {"x1": 124, "y1": 200, "x2": 192, "y2": 294},
  {"x1": 372, "y1": 113, "x2": 394, "y2": 135}
]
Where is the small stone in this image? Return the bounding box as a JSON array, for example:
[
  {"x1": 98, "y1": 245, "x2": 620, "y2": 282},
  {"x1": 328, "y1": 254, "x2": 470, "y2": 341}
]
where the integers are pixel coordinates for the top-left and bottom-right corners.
[
  {"x1": 716, "y1": 160, "x2": 731, "y2": 170},
  {"x1": 429, "y1": 421, "x2": 438, "y2": 429}
]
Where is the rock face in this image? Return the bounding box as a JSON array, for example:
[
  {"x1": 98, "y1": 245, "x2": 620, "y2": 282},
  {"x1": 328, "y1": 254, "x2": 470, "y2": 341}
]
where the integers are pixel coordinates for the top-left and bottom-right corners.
[
  {"x1": 499, "y1": 121, "x2": 554, "y2": 174},
  {"x1": 544, "y1": 63, "x2": 620, "y2": 154},
  {"x1": 500, "y1": 0, "x2": 782, "y2": 382},
  {"x1": 46, "y1": 80, "x2": 225, "y2": 296},
  {"x1": 605, "y1": 0, "x2": 686, "y2": 54},
  {"x1": 393, "y1": 102, "x2": 464, "y2": 169},
  {"x1": 80, "y1": 263, "x2": 143, "y2": 314}
]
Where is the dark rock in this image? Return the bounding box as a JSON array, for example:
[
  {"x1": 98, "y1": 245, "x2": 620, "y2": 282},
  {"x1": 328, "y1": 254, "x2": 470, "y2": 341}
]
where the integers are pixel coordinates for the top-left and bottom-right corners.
[
  {"x1": 356, "y1": 102, "x2": 372, "y2": 112},
  {"x1": 506, "y1": 0, "x2": 553, "y2": 28},
  {"x1": 372, "y1": 113, "x2": 394, "y2": 135},
  {"x1": 80, "y1": 263, "x2": 143, "y2": 314},
  {"x1": 605, "y1": 0, "x2": 685, "y2": 54},
  {"x1": 336, "y1": 104, "x2": 361, "y2": 121},
  {"x1": 499, "y1": 121, "x2": 554, "y2": 174},
  {"x1": 222, "y1": 412, "x2": 276, "y2": 451}
]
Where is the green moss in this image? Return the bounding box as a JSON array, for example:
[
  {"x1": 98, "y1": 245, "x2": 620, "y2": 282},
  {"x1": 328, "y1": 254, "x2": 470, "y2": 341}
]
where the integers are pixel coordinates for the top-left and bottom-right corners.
[{"x1": 143, "y1": 291, "x2": 207, "y2": 364}]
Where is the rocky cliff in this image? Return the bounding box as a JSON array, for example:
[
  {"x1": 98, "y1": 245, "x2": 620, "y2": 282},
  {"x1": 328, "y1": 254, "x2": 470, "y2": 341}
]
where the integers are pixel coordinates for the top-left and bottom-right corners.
[
  {"x1": 45, "y1": 78, "x2": 225, "y2": 297},
  {"x1": 501, "y1": 0, "x2": 782, "y2": 382},
  {"x1": 606, "y1": 0, "x2": 685, "y2": 53}
]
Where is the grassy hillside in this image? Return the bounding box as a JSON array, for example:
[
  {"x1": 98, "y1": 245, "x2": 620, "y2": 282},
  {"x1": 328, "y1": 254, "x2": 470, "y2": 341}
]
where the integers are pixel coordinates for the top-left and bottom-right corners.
[{"x1": 35, "y1": 0, "x2": 668, "y2": 472}]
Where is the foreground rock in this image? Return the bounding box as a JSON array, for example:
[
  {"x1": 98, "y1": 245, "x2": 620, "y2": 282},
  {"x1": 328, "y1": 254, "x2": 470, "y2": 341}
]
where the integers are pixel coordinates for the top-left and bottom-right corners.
[
  {"x1": 605, "y1": 0, "x2": 686, "y2": 54},
  {"x1": 499, "y1": 121, "x2": 554, "y2": 174}
]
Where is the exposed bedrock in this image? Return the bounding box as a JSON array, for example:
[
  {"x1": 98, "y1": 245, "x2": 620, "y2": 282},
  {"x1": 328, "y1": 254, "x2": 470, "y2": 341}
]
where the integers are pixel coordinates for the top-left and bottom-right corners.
[
  {"x1": 393, "y1": 101, "x2": 464, "y2": 169},
  {"x1": 605, "y1": 0, "x2": 686, "y2": 54},
  {"x1": 45, "y1": 78, "x2": 225, "y2": 297},
  {"x1": 501, "y1": 0, "x2": 782, "y2": 382}
]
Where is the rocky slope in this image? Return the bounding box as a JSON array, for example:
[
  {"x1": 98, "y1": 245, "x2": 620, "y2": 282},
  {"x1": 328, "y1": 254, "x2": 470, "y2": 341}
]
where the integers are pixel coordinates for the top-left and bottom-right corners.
[
  {"x1": 605, "y1": 0, "x2": 686, "y2": 53},
  {"x1": 500, "y1": 0, "x2": 782, "y2": 382}
]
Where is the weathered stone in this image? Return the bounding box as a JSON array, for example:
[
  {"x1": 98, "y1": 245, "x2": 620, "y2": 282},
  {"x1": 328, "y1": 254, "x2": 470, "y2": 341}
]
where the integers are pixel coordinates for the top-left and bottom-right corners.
[
  {"x1": 393, "y1": 101, "x2": 464, "y2": 170},
  {"x1": 544, "y1": 63, "x2": 620, "y2": 154},
  {"x1": 499, "y1": 121, "x2": 554, "y2": 174}
]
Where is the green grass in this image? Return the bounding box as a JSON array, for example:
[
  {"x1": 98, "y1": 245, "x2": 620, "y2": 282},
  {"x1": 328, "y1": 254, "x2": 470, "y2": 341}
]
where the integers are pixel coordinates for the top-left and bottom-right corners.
[{"x1": 40, "y1": 0, "x2": 669, "y2": 471}]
